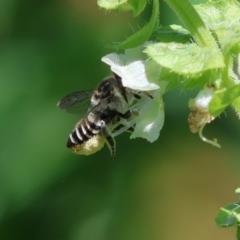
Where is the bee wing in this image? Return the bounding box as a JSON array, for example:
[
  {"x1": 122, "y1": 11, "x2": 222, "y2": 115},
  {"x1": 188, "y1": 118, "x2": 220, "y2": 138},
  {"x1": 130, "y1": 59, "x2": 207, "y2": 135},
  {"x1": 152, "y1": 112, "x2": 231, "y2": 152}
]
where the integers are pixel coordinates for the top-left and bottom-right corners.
[{"x1": 57, "y1": 90, "x2": 93, "y2": 114}]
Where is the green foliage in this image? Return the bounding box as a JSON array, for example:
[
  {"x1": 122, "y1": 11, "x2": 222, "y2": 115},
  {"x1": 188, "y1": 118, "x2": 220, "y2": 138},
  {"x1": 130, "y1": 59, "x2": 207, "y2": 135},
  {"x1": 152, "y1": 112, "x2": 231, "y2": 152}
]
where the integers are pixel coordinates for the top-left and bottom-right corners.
[
  {"x1": 209, "y1": 85, "x2": 240, "y2": 117},
  {"x1": 215, "y1": 188, "x2": 240, "y2": 239},
  {"x1": 145, "y1": 42, "x2": 224, "y2": 76},
  {"x1": 107, "y1": 0, "x2": 159, "y2": 50},
  {"x1": 98, "y1": 0, "x2": 148, "y2": 16},
  {"x1": 215, "y1": 202, "x2": 240, "y2": 227},
  {"x1": 153, "y1": 25, "x2": 193, "y2": 43}
]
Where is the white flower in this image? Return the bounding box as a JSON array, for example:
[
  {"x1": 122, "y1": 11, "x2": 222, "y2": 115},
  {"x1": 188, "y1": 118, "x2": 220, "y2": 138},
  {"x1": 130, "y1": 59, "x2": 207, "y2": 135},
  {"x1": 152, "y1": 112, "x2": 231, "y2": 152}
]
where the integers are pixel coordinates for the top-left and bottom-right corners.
[
  {"x1": 188, "y1": 85, "x2": 220, "y2": 148},
  {"x1": 195, "y1": 87, "x2": 214, "y2": 111},
  {"x1": 129, "y1": 88, "x2": 165, "y2": 142},
  {"x1": 101, "y1": 47, "x2": 166, "y2": 142},
  {"x1": 102, "y1": 54, "x2": 160, "y2": 91},
  {"x1": 188, "y1": 86, "x2": 215, "y2": 133}
]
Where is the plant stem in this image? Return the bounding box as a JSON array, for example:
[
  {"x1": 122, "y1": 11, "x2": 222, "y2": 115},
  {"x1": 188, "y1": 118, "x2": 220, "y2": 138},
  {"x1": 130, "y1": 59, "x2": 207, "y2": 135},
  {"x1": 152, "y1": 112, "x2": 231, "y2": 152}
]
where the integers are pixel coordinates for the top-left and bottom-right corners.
[{"x1": 164, "y1": 0, "x2": 219, "y2": 49}]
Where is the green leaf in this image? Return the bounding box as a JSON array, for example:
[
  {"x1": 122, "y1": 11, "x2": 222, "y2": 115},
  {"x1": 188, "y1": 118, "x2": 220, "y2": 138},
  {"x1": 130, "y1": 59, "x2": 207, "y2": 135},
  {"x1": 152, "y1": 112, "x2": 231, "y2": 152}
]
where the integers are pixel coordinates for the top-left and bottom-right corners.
[
  {"x1": 195, "y1": 0, "x2": 240, "y2": 54},
  {"x1": 158, "y1": 68, "x2": 182, "y2": 93},
  {"x1": 97, "y1": 0, "x2": 127, "y2": 10},
  {"x1": 108, "y1": 0, "x2": 159, "y2": 50},
  {"x1": 209, "y1": 85, "x2": 240, "y2": 117},
  {"x1": 97, "y1": 0, "x2": 147, "y2": 16},
  {"x1": 182, "y1": 71, "x2": 213, "y2": 90},
  {"x1": 232, "y1": 97, "x2": 240, "y2": 118},
  {"x1": 154, "y1": 24, "x2": 193, "y2": 44},
  {"x1": 215, "y1": 202, "x2": 240, "y2": 228},
  {"x1": 164, "y1": 0, "x2": 219, "y2": 49},
  {"x1": 129, "y1": 0, "x2": 148, "y2": 16},
  {"x1": 158, "y1": 67, "x2": 208, "y2": 93},
  {"x1": 195, "y1": 0, "x2": 240, "y2": 32},
  {"x1": 234, "y1": 205, "x2": 240, "y2": 222},
  {"x1": 145, "y1": 42, "x2": 225, "y2": 77},
  {"x1": 221, "y1": 25, "x2": 240, "y2": 55}
]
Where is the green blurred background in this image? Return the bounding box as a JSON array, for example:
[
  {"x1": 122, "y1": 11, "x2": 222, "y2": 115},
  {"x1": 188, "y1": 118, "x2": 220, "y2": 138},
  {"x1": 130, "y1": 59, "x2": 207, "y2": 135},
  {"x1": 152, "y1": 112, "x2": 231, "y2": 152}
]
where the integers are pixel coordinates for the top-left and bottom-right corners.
[{"x1": 0, "y1": 0, "x2": 239, "y2": 239}]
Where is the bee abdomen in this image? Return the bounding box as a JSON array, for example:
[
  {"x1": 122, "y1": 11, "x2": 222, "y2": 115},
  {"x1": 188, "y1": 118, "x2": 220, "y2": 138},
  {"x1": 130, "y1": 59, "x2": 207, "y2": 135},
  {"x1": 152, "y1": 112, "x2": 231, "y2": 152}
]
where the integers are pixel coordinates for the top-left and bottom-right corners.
[{"x1": 67, "y1": 120, "x2": 101, "y2": 148}]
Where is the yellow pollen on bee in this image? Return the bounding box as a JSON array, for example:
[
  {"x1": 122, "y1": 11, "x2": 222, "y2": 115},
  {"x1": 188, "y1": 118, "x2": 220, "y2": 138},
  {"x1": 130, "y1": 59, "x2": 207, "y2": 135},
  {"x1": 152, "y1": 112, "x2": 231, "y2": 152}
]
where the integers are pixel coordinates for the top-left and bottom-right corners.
[{"x1": 70, "y1": 135, "x2": 105, "y2": 156}]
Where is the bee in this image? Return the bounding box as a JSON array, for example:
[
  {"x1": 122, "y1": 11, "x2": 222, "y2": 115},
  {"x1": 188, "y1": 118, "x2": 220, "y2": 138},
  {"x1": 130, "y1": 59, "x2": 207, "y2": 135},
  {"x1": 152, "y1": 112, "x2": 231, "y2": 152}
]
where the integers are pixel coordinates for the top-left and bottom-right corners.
[{"x1": 57, "y1": 73, "x2": 143, "y2": 160}]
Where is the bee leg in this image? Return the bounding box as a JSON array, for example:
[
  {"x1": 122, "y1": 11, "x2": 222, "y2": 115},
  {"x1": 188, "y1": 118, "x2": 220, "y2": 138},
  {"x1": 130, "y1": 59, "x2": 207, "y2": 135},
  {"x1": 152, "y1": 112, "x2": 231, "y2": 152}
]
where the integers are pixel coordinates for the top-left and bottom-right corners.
[
  {"x1": 134, "y1": 92, "x2": 153, "y2": 99},
  {"x1": 100, "y1": 120, "x2": 116, "y2": 161},
  {"x1": 113, "y1": 124, "x2": 135, "y2": 133},
  {"x1": 117, "y1": 108, "x2": 139, "y2": 120}
]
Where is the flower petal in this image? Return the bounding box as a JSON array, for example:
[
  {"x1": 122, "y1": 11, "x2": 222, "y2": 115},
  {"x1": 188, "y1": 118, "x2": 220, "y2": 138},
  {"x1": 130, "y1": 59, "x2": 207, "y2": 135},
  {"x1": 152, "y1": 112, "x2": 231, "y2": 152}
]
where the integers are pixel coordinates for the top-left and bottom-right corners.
[
  {"x1": 130, "y1": 90, "x2": 164, "y2": 142},
  {"x1": 195, "y1": 88, "x2": 214, "y2": 110},
  {"x1": 102, "y1": 54, "x2": 160, "y2": 91}
]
